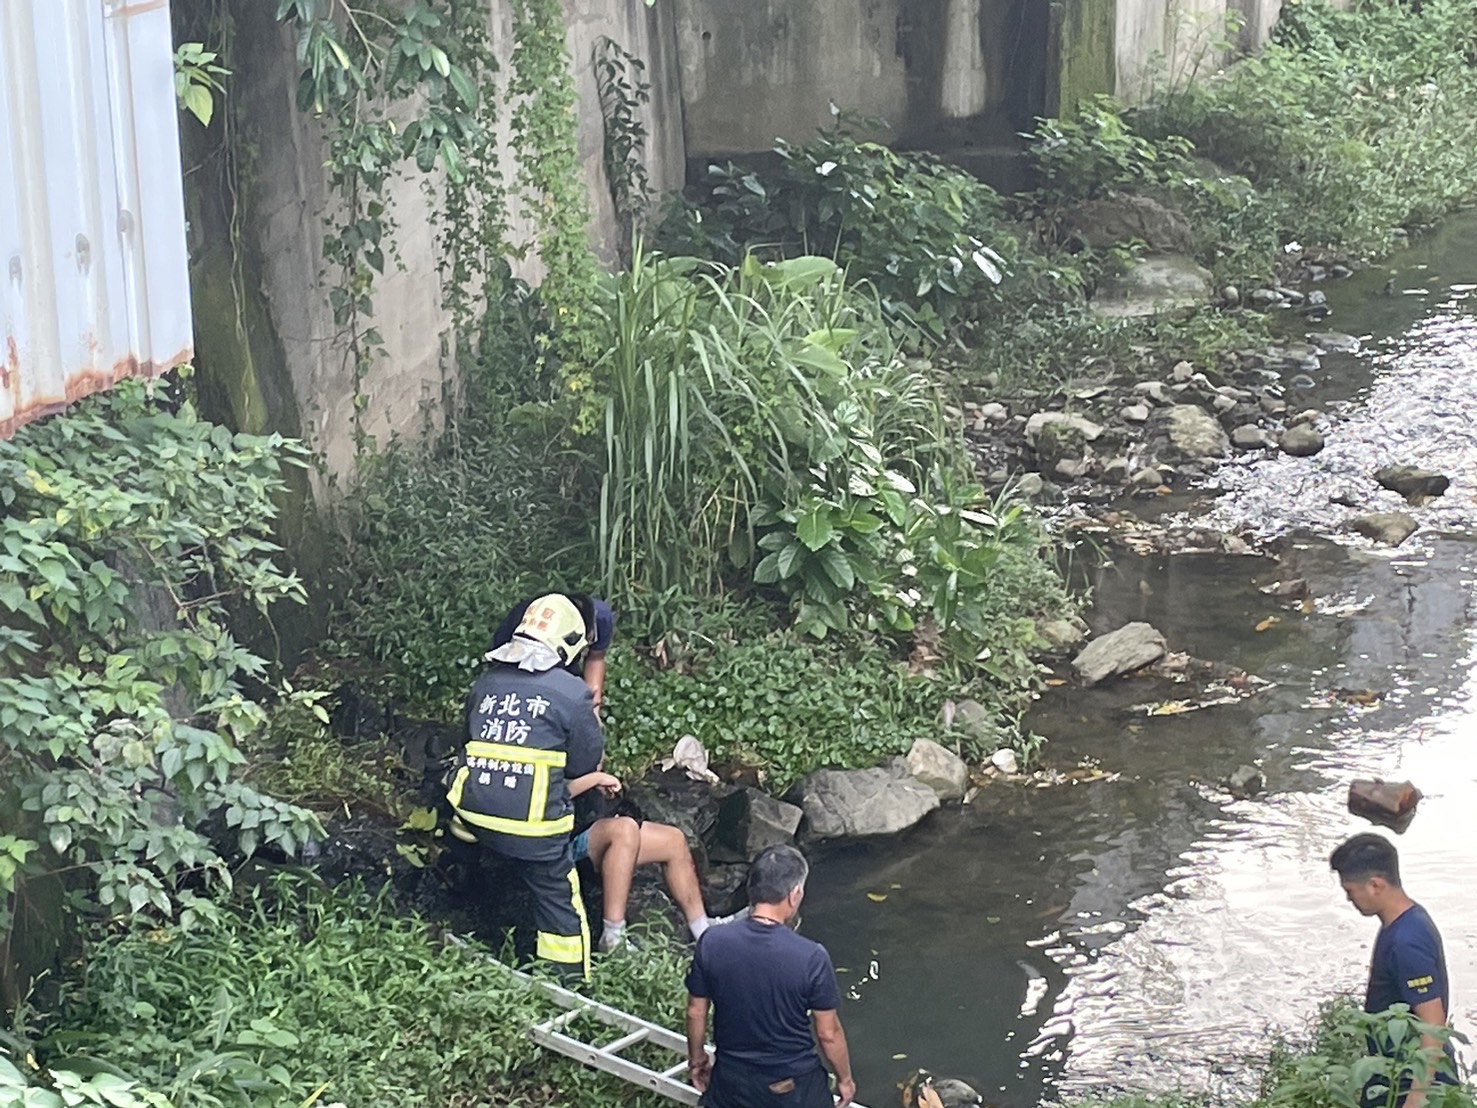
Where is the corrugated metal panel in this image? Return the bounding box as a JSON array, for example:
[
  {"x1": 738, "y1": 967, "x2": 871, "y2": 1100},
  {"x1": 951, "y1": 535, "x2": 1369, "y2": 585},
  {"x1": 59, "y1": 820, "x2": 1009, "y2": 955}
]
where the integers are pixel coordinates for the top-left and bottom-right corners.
[{"x1": 0, "y1": 0, "x2": 193, "y2": 439}]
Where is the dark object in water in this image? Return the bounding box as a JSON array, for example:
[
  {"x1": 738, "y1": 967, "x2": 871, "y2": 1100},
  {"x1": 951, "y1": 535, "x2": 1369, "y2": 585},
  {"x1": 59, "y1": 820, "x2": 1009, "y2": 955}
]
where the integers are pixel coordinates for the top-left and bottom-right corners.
[
  {"x1": 1348, "y1": 779, "x2": 1421, "y2": 829},
  {"x1": 901, "y1": 1069, "x2": 984, "y2": 1108}
]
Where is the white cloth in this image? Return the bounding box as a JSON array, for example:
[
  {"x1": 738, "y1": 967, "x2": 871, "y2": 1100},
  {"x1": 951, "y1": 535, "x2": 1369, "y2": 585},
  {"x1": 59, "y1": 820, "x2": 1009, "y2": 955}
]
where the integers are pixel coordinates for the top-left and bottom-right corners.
[{"x1": 485, "y1": 635, "x2": 562, "y2": 672}]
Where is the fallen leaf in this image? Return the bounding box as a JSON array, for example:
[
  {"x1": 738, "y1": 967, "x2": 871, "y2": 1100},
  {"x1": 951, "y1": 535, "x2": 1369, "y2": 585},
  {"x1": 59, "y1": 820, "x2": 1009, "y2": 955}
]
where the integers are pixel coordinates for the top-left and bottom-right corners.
[
  {"x1": 1255, "y1": 616, "x2": 1281, "y2": 632},
  {"x1": 1146, "y1": 700, "x2": 1193, "y2": 715},
  {"x1": 866, "y1": 892, "x2": 888, "y2": 902},
  {"x1": 892, "y1": 1053, "x2": 908, "y2": 1060},
  {"x1": 1045, "y1": 677, "x2": 1067, "y2": 687},
  {"x1": 986, "y1": 915, "x2": 1001, "y2": 924}
]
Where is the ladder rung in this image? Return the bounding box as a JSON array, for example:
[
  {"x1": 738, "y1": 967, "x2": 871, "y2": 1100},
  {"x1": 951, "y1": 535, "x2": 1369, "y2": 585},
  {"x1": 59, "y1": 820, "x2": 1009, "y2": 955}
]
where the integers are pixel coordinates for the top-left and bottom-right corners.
[
  {"x1": 658, "y1": 1060, "x2": 688, "y2": 1079},
  {"x1": 602, "y1": 1028, "x2": 648, "y2": 1054},
  {"x1": 536, "y1": 1006, "x2": 589, "y2": 1034}
]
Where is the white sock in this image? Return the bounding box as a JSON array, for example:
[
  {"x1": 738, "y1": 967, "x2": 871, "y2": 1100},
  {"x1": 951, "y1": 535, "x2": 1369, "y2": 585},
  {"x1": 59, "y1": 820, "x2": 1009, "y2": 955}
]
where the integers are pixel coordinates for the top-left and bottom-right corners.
[
  {"x1": 600, "y1": 919, "x2": 625, "y2": 948},
  {"x1": 688, "y1": 916, "x2": 712, "y2": 940}
]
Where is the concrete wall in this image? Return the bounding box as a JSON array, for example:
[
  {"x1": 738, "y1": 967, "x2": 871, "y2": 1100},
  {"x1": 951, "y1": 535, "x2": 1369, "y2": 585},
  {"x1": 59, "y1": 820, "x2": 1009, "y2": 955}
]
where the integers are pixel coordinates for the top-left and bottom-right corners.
[
  {"x1": 674, "y1": 0, "x2": 913, "y2": 156},
  {"x1": 674, "y1": 0, "x2": 1304, "y2": 166},
  {"x1": 1114, "y1": 0, "x2": 1243, "y2": 101},
  {"x1": 674, "y1": 0, "x2": 1048, "y2": 157},
  {"x1": 188, "y1": 0, "x2": 684, "y2": 487}
]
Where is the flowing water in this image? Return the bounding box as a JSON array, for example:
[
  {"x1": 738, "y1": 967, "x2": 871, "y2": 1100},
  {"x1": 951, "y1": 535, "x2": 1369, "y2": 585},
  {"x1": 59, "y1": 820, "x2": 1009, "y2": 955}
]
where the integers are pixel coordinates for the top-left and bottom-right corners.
[{"x1": 803, "y1": 214, "x2": 1477, "y2": 1107}]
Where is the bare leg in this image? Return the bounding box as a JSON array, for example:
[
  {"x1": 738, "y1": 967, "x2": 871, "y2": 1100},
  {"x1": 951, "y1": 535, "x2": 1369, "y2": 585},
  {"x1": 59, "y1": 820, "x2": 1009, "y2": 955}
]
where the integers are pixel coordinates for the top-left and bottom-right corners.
[
  {"x1": 635, "y1": 822, "x2": 706, "y2": 924},
  {"x1": 584, "y1": 816, "x2": 641, "y2": 924}
]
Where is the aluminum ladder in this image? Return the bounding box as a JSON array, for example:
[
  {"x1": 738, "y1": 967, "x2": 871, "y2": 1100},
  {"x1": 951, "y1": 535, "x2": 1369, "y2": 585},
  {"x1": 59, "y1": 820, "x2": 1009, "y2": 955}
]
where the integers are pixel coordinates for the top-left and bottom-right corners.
[{"x1": 465, "y1": 943, "x2": 868, "y2": 1106}]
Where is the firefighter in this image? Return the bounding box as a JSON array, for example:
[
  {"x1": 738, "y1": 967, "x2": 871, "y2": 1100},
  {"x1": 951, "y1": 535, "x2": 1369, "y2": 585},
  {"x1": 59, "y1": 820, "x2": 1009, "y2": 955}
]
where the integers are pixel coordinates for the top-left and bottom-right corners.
[{"x1": 446, "y1": 593, "x2": 605, "y2": 981}]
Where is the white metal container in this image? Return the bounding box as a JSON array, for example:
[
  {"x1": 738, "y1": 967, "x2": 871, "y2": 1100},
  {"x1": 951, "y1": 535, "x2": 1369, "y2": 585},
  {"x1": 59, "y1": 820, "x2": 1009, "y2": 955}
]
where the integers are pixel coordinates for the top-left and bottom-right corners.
[{"x1": 0, "y1": 0, "x2": 193, "y2": 439}]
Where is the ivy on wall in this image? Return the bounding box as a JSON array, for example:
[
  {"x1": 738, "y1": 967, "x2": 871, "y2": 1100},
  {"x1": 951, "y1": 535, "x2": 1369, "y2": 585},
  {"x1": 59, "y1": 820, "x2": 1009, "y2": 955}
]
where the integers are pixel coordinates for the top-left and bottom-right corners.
[
  {"x1": 276, "y1": 0, "x2": 486, "y2": 453},
  {"x1": 271, "y1": 0, "x2": 614, "y2": 448},
  {"x1": 507, "y1": 0, "x2": 604, "y2": 424}
]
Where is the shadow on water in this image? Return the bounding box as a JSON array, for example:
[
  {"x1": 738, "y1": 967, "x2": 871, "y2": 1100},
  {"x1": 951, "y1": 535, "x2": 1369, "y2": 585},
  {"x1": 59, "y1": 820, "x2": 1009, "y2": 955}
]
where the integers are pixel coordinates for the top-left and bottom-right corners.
[{"x1": 802, "y1": 213, "x2": 1477, "y2": 1107}]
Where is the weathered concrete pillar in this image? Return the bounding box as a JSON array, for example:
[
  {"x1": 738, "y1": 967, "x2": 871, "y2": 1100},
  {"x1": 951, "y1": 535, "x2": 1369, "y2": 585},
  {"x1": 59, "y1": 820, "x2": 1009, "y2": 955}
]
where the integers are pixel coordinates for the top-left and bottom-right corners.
[{"x1": 939, "y1": 0, "x2": 989, "y2": 118}]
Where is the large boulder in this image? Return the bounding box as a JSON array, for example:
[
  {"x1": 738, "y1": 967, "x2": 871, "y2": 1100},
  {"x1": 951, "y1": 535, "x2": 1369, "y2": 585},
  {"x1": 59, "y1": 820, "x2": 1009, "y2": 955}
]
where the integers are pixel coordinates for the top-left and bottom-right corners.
[
  {"x1": 1057, "y1": 193, "x2": 1195, "y2": 253},
  {"x1": 1071, "y1": 622, "x2": 1168, "y2": 685},
  {"x1": 1374, "y1": 465, "x2": 1450, "y2": 501},
  {"x1": 1090, "y1": 255, "x2": 1214, "y2": 319},
  {"x1": 789, "y1": 766, "x2": 940, "y2": 840},
  {"x1": 905, "y1": 739, "x2": 970, "y2": 802},
  {"x1": 1350, "y1": 512, "x2": 1418, "y2": 546},
  {"x1": 1158, "y1": 404, "x2": 1230, "y2": 460},
  {"x1": 626, "y1": 771, "x2": 728, "y2": 852},
  {"x1": 1279, "y1": 426, "x2": 1325, "y2": 457},
  {"x1": 944, "y1": 698, "x2": 1005, "y2": 748},
  {"x1": 706, "y1": 788, "x2": 803, "y2": 863},
  {"x1": 1023, "y1": 411, "x2": 1105, "y2": 447}
]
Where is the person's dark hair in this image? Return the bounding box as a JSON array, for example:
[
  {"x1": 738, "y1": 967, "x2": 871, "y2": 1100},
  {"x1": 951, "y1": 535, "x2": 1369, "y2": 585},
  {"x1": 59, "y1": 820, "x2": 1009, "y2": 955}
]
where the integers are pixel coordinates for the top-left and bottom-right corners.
[
  {"x1": 1330, "y1": 832, "x2": 1402, "y2": 886},
  {"x1": 565, "y1": 593, "x2": 598, "y2": 639},
  {"x1": 748, "y1": 844, "x2": 809, "y2": 906}
]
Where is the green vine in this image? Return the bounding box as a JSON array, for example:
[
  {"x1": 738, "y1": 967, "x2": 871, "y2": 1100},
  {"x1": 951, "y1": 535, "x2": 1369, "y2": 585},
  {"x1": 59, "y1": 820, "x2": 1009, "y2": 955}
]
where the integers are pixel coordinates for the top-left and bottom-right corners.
[
  {"x1": 508, "y1": 0, "x2": 603, "y2": 427},
  {"x1": 272, "y1": 0, "x2": 609, "y2": 447},
  {"x1": 434, "y1": 0, "x2": 512, "y2": 430},
  {"x1": 594, "y1": 35, "x2": 652, "y2": 266},
  {"x1": 275, "y1": 0, "x2": 484, "y2": 456}
]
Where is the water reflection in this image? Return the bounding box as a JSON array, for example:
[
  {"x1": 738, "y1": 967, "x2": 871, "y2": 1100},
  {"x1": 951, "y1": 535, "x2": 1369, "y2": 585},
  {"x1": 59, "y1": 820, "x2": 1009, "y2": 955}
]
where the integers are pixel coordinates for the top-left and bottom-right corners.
[{"x1": 802, "y1": 214, "x2": 1477, "y2": 1106}]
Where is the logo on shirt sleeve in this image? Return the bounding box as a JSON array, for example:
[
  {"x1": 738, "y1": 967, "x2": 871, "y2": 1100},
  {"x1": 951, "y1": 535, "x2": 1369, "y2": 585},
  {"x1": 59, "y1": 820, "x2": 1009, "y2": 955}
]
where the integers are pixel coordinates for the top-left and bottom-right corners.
[{"x1": 1406, "y1": 975, "x2": 1435, "y2": 993}]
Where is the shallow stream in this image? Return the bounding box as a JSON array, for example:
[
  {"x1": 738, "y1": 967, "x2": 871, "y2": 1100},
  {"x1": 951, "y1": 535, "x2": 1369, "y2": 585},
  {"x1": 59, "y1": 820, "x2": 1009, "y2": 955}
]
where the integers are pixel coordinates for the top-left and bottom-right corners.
[{"x1": 803, "y1": 213, "x2": 1477, "y2": 1107}]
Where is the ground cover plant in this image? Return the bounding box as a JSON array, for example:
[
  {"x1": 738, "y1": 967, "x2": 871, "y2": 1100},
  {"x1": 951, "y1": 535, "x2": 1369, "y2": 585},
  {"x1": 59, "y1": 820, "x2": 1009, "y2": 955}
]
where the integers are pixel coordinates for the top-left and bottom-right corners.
[
  {"x1": 1069, "y1": 999, "x2": 1475, "y2": 1108},
  {"x1": 25, "y1": 874, "x2": 682, "y2": 1108}
]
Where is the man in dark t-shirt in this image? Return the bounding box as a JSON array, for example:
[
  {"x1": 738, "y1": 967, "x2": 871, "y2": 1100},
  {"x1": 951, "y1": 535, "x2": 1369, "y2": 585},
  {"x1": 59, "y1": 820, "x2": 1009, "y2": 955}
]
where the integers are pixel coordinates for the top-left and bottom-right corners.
[
  {"x1": 685, "y1": 845, "x2": 855, "y2": 1108},
  {"x1": 1331, "y1": 833, "x2": 1460, "y2": 1108}
]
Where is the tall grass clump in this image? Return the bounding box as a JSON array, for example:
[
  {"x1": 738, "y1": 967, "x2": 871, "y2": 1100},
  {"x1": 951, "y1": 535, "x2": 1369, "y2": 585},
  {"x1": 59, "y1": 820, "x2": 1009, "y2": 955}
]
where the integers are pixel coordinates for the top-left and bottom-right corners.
[{"x1": 593, "y1": 249, "x2": 1069, "y2": 658}]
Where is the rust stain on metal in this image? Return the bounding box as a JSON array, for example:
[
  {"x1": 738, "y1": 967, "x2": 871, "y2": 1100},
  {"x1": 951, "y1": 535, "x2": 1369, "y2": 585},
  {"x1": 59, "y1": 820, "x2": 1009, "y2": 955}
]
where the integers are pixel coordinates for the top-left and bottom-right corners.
[
  {"x1": 2, "y1": 335, "x2": 15, "y2": 390},
  {"x1": 0, "y1": 345, "x2": 192, "y2": 440}
]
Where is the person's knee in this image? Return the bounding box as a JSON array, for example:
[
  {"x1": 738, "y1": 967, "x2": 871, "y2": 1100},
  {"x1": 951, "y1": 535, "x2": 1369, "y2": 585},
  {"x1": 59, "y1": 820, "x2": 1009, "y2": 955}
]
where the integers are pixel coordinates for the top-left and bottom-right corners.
[
  {"x1": 643, "y1": 821, "x2": 691, "y2": 863},
  {"x1": 611, "y1": 815, "x2": 641, "y2": 848}
]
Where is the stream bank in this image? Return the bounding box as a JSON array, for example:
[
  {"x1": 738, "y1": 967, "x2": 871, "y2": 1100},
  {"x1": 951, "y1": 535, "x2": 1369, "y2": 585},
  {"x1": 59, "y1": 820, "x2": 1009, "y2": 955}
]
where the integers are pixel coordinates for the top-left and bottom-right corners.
[{"x1": 798, "y1": 210, "x2": 1477, "y2": 1107}]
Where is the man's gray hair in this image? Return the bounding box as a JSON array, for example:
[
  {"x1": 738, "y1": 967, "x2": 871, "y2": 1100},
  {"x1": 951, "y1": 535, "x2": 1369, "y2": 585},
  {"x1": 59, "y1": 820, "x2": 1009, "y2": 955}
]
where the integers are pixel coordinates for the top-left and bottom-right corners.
[{"x1": 747, "y1": 844, "x2": 809, "y2": 906}]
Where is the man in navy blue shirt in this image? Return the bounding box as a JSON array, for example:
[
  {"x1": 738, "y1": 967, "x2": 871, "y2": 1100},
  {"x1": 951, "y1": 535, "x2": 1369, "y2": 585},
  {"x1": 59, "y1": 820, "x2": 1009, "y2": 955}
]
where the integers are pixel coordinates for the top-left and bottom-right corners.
[
  {"x1": 1331, "y1": 832, "x2": 1459, "y2": 1107},
  {"x1": 685, "y1": 845, "x2": 855, "y2": 1108}
]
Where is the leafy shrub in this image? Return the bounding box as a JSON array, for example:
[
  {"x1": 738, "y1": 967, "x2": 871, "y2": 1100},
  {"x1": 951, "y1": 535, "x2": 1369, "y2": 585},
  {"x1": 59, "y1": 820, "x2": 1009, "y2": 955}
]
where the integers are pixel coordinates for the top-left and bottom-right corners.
[
  {"x1": 658, "y1": 113, "x2": 1011, "y2": 337},
  {"x1": 1025, "y1": 94, "x2": 1194, "y2": 204},
  {"x1": 0, "y1": 1055, "x2": 168, "y2": 1108},
  {"x1": 245, "y1": 694, "x2": 406, "y2": 819},
  {"x1": 1262, "y1": 998, "x2": 1474, "y2": 1108},
  {"x1": 1138, "y1": 0, "x2": 1477, "y2": 256},
  {"x1": 40, "y1": 876, "x2": 680, "y2": 1108},
  {"x1": 592, "y1": 251, "x2": 1070, "y2": 654},
  {"x1": 0, "y1": 378, "x2": 319, "y2": 941},
  {"x1": 323, "y1": 434, "x2": 583, "y2": 716},
  {"x1": 325, "y1": 285, "x2": 596, "y2": 717}
]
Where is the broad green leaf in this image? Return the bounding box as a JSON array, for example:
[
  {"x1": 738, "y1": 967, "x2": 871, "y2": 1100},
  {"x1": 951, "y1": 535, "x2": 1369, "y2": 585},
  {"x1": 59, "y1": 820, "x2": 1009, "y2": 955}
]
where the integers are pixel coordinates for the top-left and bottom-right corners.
[
  {"x1": 753, "y1": 552, "x2": 783, "y2": 584},
  {"x1": 814, "y1": 547, "x2": 856, "y2": 591},
  {"x1": 761, "y1": 256, "x2": 840, "y2": 290},
  {"x1": 796, "y1": 508, "x2": 835, "y2": 552}
]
